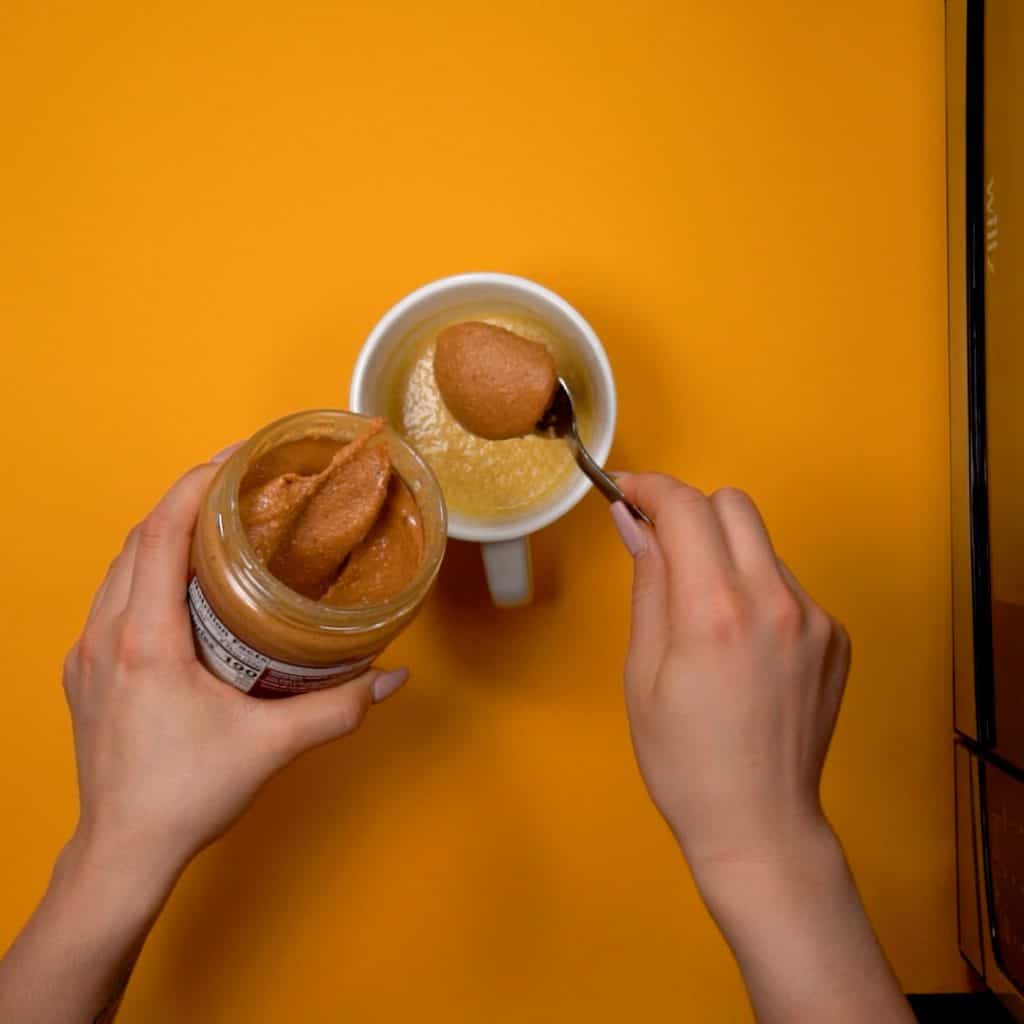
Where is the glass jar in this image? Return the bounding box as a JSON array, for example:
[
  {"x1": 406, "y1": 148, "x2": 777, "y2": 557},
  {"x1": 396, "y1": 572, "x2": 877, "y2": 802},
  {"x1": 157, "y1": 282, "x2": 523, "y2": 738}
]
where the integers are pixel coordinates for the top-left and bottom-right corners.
[{"x1": 188, "y1": 409, "x2": 446, "y2": 698}]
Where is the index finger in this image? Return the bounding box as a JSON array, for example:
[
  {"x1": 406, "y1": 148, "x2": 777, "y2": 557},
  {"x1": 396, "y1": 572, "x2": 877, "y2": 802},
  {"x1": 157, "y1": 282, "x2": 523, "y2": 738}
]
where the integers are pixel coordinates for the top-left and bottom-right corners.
[
  {"x1": 126, "y1": 461, "x2": 224, "y2": 628},
  {"x1": 618, "y1": 473, "x2": 734, "y2": 594}
]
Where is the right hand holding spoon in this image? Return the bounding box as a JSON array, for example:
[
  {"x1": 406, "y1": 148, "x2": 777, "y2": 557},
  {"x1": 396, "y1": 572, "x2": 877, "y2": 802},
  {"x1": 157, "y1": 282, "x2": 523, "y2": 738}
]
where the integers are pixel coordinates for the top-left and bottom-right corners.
[{"x1": 611, "y1": 474, "x2": 914, "y2": 1024}]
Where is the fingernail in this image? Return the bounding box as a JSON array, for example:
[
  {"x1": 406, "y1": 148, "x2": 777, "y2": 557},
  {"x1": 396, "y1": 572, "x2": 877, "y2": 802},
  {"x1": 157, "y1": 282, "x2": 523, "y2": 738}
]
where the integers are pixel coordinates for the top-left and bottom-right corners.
[
  {"x1": 372, "y1": 667, "x2": 409, "y2": 703},
  {"x1": 611, "y1": 501, "x2": 647, "y2": 557},
  {"x1": 211, "y1": 442, "x2": 244, "y2": 464},
  {"x1": 608, "y1": 470, "x2": 631, "y2": 480}
]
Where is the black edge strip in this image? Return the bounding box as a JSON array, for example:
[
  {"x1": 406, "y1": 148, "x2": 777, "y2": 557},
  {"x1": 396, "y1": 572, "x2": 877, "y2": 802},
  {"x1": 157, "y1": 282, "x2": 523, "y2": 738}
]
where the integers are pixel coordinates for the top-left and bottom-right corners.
[{"x1": 965, "y1": 0, "x2": 995, "y2": 747}]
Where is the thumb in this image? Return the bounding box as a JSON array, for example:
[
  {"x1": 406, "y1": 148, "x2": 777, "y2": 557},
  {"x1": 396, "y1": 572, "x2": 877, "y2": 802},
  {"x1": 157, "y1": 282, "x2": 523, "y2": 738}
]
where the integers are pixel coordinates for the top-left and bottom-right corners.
[
  {"x1": 268, "y1": 667, "x2": 409, "y2": 758},
  {"x1": 610, "y1": 499, "x2": 668, "y2": 690}
]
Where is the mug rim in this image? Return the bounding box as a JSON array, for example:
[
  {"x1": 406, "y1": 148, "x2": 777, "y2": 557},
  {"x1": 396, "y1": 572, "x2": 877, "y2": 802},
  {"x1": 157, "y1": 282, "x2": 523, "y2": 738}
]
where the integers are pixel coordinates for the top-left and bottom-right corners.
[{"x1": 349, "y1": 271, "x2": 616, "y2": 543}]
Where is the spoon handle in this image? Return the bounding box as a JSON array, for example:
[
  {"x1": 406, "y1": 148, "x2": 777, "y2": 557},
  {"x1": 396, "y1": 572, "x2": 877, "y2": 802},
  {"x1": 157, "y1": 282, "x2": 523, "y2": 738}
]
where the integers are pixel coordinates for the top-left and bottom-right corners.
[{"x1": 570, "y1": 437, "x2": 654, "y2": 528}]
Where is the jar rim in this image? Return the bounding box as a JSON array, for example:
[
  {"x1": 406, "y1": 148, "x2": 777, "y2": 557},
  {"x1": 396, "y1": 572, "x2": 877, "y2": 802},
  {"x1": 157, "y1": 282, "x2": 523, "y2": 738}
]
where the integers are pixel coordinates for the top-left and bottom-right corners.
[{"x1": 216, "y1": 409, "x2": 447, "y2": 633}]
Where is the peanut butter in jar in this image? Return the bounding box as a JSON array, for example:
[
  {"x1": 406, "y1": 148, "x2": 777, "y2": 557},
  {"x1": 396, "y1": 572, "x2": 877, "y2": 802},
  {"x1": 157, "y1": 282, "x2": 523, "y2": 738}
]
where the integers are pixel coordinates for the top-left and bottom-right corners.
[{"x1": 189, "y1": 410, "x2": 446, "y2": 698}]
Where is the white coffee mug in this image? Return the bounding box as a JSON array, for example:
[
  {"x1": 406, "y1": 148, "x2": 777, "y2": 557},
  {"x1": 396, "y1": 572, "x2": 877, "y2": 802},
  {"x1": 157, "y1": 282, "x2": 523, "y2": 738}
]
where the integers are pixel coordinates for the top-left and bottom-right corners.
[{"x1": 349, "y1": 272, "x2": 616, "y2": 607}]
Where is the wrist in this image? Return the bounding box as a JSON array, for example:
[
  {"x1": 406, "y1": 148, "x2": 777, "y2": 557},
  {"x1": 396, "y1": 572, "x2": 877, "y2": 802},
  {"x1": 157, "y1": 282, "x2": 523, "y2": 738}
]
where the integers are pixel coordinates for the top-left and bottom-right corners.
[
  {"x1": 689, "y1": 815, "x2": 846, "y2": 927},
  {"x1": 689, "y1": 820, "x2": 906, "y2": 1019},
  {"x1": 51, "y1": 827, "x2": 185, "y2": 928}
]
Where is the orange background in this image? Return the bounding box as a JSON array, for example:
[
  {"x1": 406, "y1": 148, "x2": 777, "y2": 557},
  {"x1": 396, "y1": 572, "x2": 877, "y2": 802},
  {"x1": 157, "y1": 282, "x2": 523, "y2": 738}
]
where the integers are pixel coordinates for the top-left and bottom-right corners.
[{"x1": 0, "y1": 1, "x2": 957, "y2": 1019}]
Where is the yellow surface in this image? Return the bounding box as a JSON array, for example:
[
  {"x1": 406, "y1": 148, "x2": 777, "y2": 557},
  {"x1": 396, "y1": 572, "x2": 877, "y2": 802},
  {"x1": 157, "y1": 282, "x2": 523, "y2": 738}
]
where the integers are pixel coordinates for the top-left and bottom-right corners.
[{"x1": 0, "y1": 1, "x2": 958, "y2": 1019}]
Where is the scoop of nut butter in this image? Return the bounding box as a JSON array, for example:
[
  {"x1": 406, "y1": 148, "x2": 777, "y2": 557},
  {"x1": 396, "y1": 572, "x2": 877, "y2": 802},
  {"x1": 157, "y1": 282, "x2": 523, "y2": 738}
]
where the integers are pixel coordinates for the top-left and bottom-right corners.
[{"x1": 433, "y1": 321, "x2": 557, "y2": 440}]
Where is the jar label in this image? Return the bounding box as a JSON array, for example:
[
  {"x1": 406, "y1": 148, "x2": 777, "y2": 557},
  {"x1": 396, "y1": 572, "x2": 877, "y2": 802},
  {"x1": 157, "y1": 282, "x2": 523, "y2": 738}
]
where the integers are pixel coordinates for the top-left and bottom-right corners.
[{"x1": 186, "y1": 576, "x2": 375, "y2": 698}]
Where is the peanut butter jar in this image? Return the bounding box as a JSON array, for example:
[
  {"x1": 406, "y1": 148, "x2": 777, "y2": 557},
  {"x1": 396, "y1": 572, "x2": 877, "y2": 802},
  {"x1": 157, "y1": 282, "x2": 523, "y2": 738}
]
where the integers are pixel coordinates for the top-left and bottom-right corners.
[{"x1": 189, "y1": 410, "x2": 446, "y2": 698}]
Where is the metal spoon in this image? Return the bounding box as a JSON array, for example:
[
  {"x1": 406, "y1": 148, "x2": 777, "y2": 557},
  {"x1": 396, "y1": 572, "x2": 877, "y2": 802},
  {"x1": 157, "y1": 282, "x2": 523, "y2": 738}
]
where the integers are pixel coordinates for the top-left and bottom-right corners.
[{"x1": 536, "y1": 378, "x2": 653, "y2": 527}]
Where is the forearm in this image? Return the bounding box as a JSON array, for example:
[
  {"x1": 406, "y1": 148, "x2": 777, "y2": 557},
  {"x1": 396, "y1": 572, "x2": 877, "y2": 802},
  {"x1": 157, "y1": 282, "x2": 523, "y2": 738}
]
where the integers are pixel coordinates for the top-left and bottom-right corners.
[
  {"x1": 693, "y1": 826, "x2": 914, "y2": 1024},
  {"x1": 0, "y1": 832, "x2": 182, "y2": 1024}
]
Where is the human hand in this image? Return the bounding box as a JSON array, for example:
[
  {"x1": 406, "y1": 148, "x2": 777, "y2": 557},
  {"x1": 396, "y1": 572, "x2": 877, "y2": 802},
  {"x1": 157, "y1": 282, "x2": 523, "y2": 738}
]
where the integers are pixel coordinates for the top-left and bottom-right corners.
[
  {"x1": 611, "y1": 475, "x2": 849, "y2": 884},
  {"x1": 0, "y1": 455, "x2": 407, "y2": 1024},
  {"x1": 610, "y1": 477, "x2": 915, "y2": 1024},
  {"x1": 63, "y1": 455, "x2": 408, "y2": 882}
]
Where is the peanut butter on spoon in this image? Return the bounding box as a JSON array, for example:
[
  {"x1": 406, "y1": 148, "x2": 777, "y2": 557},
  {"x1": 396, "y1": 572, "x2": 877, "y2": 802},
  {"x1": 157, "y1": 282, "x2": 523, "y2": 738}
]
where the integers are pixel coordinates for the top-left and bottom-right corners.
[
  {"x1": 434, "y1": 321, "x2": 557, "y2": 440},
  {"x1": 239, "y1": 419, "x2": 424, "y2": 603}
]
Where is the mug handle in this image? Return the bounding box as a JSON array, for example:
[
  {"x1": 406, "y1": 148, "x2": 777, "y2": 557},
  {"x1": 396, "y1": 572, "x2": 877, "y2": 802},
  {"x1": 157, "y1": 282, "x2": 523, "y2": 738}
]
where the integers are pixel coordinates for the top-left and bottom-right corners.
[{"x1": 481, "y1": 538, "x2": 533, "y2": 608}]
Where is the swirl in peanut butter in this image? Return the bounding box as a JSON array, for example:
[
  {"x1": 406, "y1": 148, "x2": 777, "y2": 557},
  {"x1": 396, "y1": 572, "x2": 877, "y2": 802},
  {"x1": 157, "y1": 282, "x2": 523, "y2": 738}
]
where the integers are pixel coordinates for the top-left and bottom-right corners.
[{"x1": 239, "y1": 419, "x2": 424, "y2": 605}]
